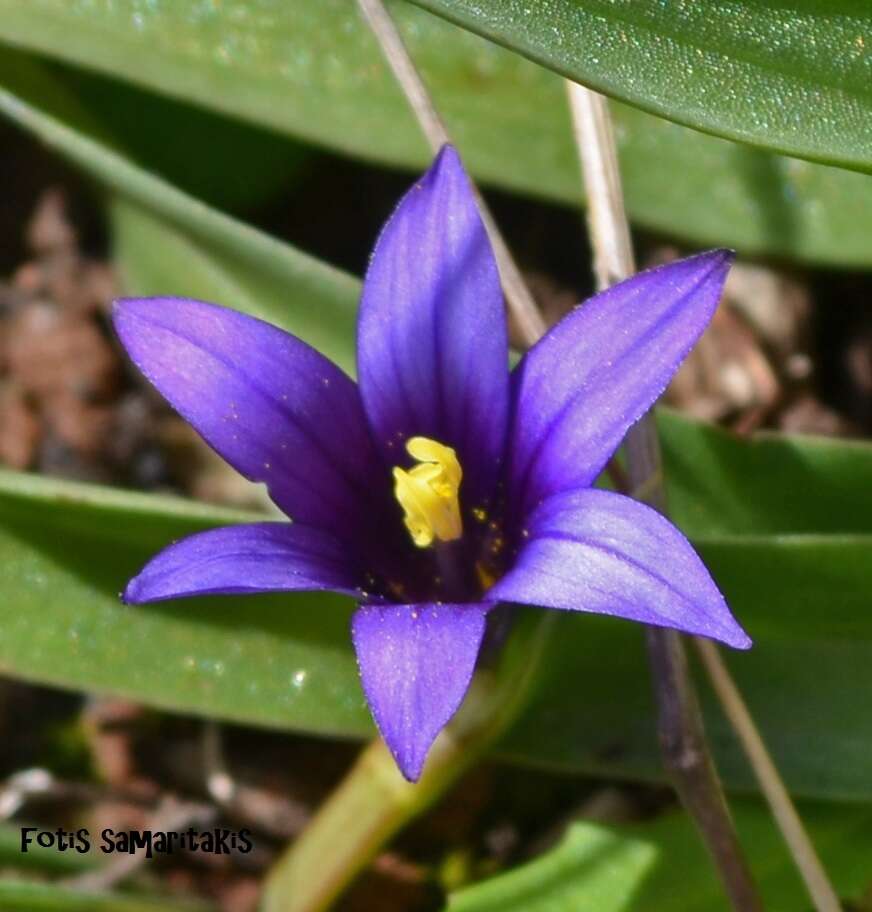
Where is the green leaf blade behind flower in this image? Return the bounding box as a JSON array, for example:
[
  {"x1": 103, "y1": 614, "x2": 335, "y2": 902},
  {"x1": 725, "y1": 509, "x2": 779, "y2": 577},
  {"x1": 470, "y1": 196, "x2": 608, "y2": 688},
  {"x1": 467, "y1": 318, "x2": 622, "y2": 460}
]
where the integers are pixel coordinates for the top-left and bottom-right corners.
[
  {"x1": 659, "y1": 408, "x2": 872, "y2": 536},
  {"x1": 1, "y1": 5, "x2": 872, "y2": 264},
  {"x1": 501, "y1": 534, "x2": 872, "y2": 800},
  {"x1": 450, "y1": 820, "x2": 657, "y2": 912},
  {"x1": 0, "y1": 470, "x2": 370, "y2": 739}
]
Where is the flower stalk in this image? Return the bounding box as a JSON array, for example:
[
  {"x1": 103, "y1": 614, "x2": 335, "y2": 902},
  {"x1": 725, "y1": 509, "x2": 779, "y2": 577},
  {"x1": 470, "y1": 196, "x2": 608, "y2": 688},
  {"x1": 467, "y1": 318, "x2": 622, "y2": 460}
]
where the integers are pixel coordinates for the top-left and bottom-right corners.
[{"x1": 261, "y1": 609, "x2": 554, "y2": 912}]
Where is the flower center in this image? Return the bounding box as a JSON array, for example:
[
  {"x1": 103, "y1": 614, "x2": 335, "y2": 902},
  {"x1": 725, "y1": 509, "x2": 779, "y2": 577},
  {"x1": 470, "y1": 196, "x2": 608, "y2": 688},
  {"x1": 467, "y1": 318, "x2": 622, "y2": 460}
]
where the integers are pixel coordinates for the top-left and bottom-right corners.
[{"x1": 393, "y1": 437, "x2": 463, "y2": 548}]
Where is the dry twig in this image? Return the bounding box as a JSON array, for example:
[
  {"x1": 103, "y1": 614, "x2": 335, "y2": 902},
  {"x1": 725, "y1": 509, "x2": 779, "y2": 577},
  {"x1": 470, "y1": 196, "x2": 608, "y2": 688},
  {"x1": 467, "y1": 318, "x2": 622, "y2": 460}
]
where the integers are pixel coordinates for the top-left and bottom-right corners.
[
  {"x1": 566, "y1": 79, "x2": 762, "y2": 911},
  {"x1": 356, "y1": 0, "x2": 546, "y2": 345},
  {"x1": 696, "y1": 639, "x2": 842, "y2": 912}
]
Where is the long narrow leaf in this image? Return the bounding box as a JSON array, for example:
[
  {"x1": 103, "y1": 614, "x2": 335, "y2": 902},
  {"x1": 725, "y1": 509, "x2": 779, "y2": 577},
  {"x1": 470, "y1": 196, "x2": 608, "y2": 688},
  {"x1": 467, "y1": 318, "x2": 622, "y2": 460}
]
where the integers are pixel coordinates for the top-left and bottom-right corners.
[{"x1": 0, "y1": 8, "x2": 871, "y2": 263}]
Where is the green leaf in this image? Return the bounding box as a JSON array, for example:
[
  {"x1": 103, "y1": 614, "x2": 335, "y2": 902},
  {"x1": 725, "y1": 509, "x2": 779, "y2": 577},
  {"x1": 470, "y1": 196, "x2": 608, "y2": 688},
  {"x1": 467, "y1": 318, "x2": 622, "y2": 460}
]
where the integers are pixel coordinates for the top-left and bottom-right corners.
[
  {"x1": 0, "y1": 881, "x2": 212, "y2": 912},
  {"x1": 1, "y1": 7, "x2": 872, "y2": 265},
  {"x1": 413, "y1": 0, "x2": 872, "y2": 173},
  {"x1": 0, "y1": 469, "x2": 370, "y2": 739},
  {"x1": 54, "y1": 63, "x2": 311, "y2": 212},
  {"x1": 450, "y1": 821, "x2": 657, "y2": 912},
  {"x1": 0, "y1": 50, "x2": 359, "y2": 372},
  {"x1": 660, "y1": 409, "x2": 872, "y2": 536},
  {"x1": 498, "y1": 413, "x2": 872, "y2": 799},
  {"x1": 448, "y1": 800, "x2": 872, "y2": 911},
  {"x1": 500, "y1": 536, "x2": 872, "y2": 799}
]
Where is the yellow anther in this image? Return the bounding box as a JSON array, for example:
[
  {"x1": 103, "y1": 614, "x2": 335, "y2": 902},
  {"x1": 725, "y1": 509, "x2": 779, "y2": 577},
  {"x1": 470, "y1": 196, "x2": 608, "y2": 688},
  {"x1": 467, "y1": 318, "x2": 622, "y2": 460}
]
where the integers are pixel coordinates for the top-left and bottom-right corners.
[{"x1": 393, "y1": 437, "x2": 463, "y2": 548}]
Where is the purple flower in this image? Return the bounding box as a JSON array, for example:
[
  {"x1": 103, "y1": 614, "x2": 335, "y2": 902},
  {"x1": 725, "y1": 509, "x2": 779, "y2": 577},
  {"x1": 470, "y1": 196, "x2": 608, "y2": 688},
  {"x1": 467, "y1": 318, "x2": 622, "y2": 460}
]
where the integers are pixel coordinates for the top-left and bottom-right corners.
[{"x1": 113, "y1": 145, "x2": 750, "y2": 782}]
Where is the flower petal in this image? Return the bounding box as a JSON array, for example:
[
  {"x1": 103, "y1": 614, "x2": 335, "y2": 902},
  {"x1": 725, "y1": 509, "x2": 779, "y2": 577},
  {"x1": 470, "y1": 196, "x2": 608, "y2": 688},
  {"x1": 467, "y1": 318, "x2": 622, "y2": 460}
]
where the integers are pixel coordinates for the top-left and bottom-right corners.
[
  {"x1": 508, "y1": 252, "x2": 732, "y2": 515},
  {"x1": 357, "y1": 145, "x2": 509, "y2": 507},
  {"x1": 113, "y1": 297, "x2": 386, "y2": 545},
  {"x1": 490, "y1": 488, "x2": 750, "y2": 648},
  {"x1": 124, "y1": 522, "x2": 365, "y2": 604},
  {"x1": 351, "y1": 601, "x2": 489, "y2": 781}
]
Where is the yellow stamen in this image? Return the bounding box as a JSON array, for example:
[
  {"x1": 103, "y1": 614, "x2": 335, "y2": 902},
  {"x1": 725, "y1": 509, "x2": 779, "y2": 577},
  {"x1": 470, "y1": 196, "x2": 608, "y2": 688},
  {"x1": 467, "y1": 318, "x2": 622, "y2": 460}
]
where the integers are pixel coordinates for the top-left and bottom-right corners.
[{"x1": 393, "y1": 437, "x2": 463, "y2": 548}]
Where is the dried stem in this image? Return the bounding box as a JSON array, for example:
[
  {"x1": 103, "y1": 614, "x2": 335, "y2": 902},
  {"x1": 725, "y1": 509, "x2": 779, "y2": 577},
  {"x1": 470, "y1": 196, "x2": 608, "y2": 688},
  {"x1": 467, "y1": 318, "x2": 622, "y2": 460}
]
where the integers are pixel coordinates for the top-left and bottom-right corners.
[
  {"x1": 695, "y1": 639, "x2": 842, "y2": 912},
  {"x1": 565, "y1": 82, "x2": 636, "y2": 284},
  {"x1": 356, "y1": 0, "x2": 546, "y2": 345},
  {"x1": 566, "y1": 79, "x2": 762, "y2": 911},
  {"x1": 566, "y1": 76, "x2": 840, "y2": 912},
  {"x1": 644, "y1": 630, "x2": 763, "y2": 911}
]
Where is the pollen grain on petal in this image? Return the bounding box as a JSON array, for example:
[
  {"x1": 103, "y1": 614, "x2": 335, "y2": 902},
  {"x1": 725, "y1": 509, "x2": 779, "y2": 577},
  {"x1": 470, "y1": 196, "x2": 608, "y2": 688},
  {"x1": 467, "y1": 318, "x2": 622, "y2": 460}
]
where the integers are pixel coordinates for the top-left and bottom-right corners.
[{"x1": 475, "y1": 562, "x2": 497, "y2": 592}]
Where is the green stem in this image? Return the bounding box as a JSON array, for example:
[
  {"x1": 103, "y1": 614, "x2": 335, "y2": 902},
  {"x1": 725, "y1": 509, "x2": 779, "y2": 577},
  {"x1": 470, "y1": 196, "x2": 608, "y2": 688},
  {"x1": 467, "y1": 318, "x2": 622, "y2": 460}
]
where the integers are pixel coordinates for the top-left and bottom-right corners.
[{"x1": 261, "y1": 609, "x2": 553, "y2": 912}]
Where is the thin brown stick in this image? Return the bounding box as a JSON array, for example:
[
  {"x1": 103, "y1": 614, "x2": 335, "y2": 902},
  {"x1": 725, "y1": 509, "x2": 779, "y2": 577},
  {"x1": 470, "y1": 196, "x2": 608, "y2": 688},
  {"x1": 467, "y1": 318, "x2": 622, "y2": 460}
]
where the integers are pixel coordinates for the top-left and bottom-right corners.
[
  {"x1": 566, "y1": 79, "x2": 762, "y2": 911},
  {"x1": 696, "y1": 639, "x2": 842, "y2": 912},
  {"x1": 0, "y1": 770, "x2": 159, "y2": 813},
  {"x1": 645, "y1": 630, "x2": 763, "y2": 911},
  {"x1": 567, "y1": 76, "x2": 841, "y2": 912},
  {"x1": 565, "y1": 82, "x2": 635, "y2": 284},
  {"x1": 356, "y1": 0, "x2": 546, "y2": 345}
]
